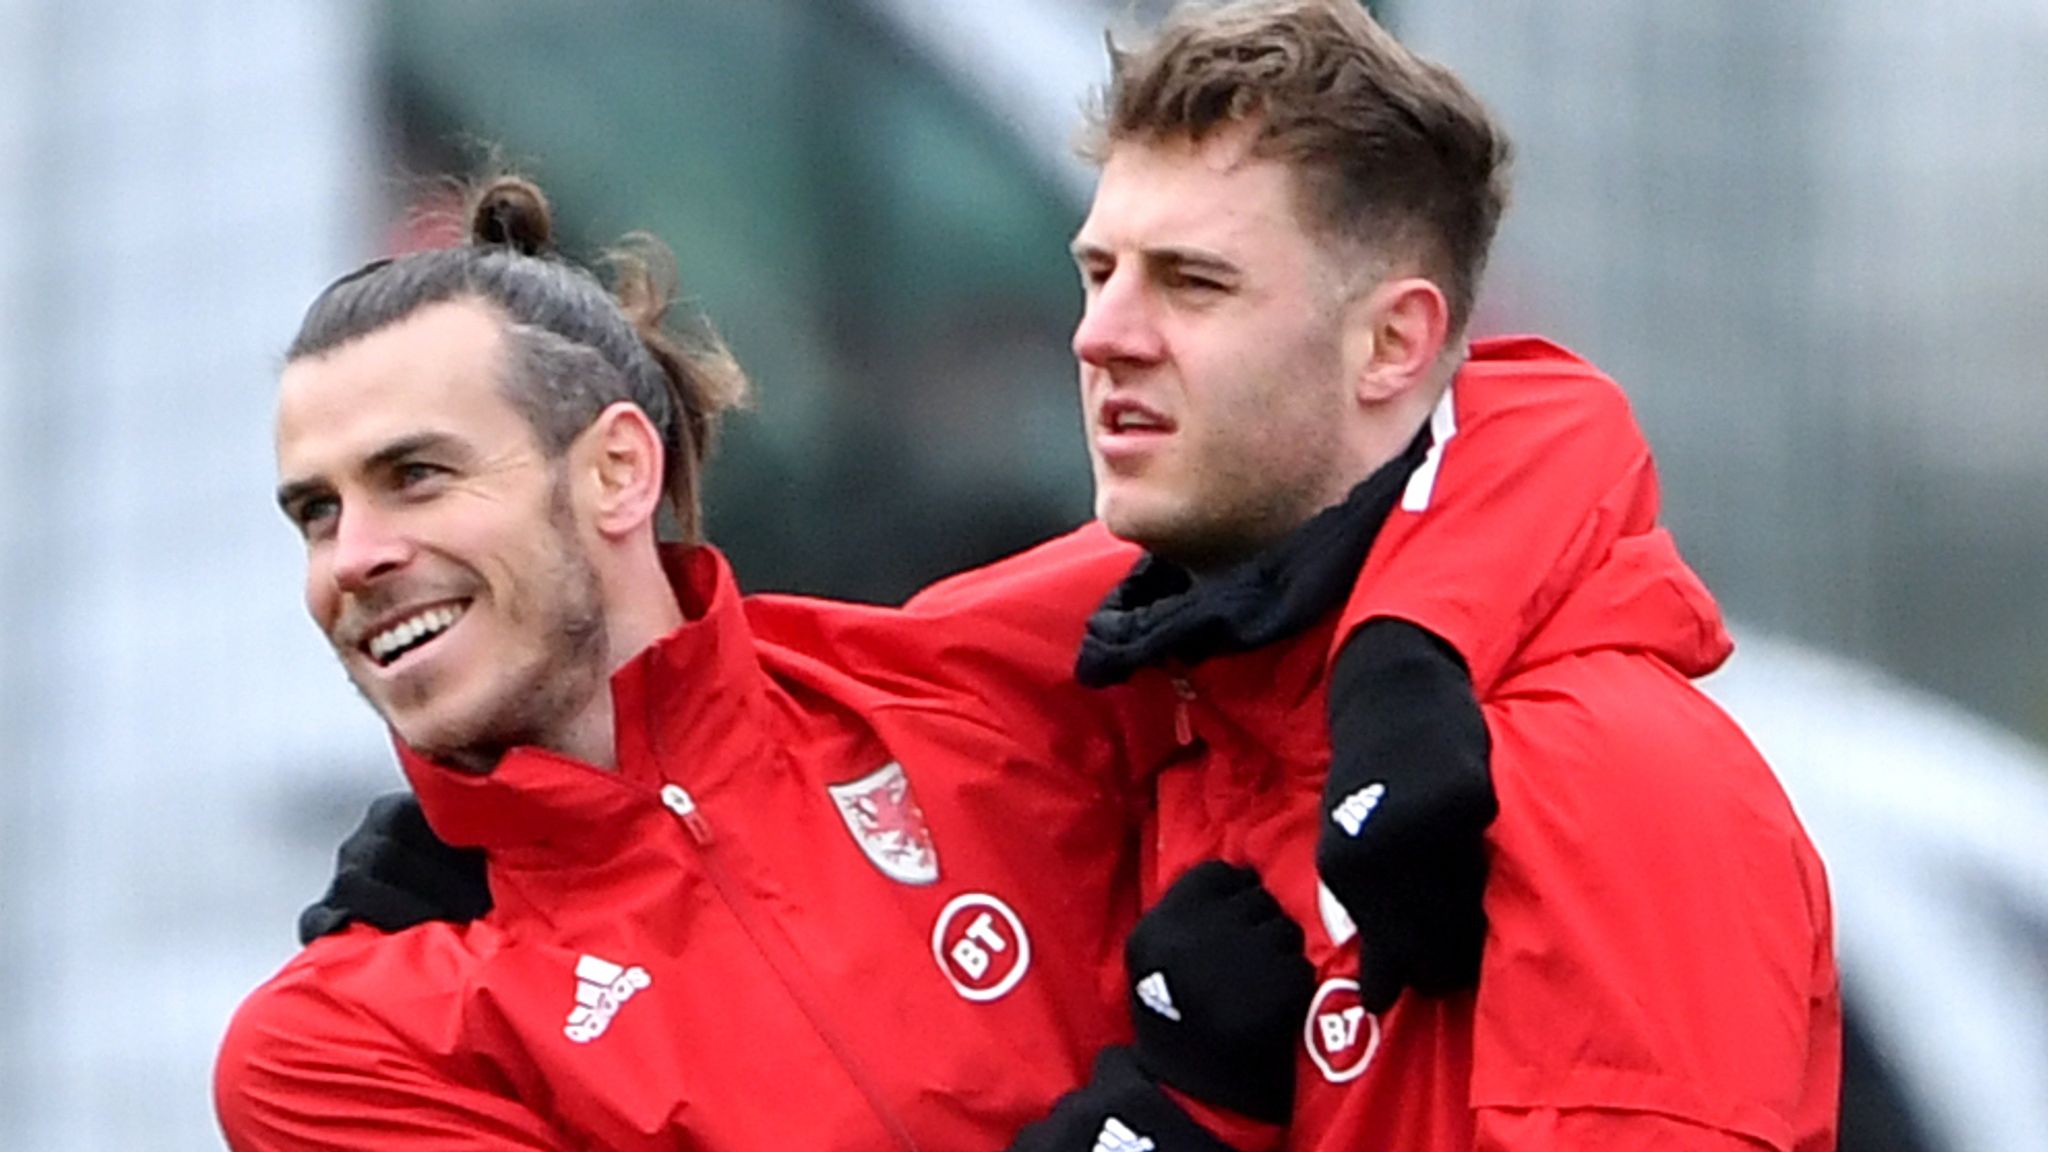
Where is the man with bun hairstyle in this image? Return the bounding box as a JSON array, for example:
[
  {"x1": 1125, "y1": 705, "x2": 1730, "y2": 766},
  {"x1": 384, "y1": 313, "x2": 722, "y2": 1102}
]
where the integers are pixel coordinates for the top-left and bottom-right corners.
[{"x1": 220, "y1": 176, "x2": 1324, "y2": 1151}]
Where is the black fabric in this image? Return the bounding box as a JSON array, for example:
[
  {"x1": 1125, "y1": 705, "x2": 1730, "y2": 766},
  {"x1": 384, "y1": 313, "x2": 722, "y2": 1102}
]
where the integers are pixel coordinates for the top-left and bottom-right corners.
[
  {"x1": 1076, "y1": 428, "x2": 1432, "y2": 688},
  {"x1": 1006, "y1": 1047, "x2": 1244, "y2": 1152},
  {"x1": 297, "y1": 791, "x2": 492, "y2": 945},
  {"x1": 1075, "y1": 425, "x2": 1495, "y2": 1012},
  {"x1": 1321, "y1": 619, "x2": 1495, "y2": 1012},
  {"x1": 1123, "y1": 861, "x2": 1316, "y2": 1126},
  {"x1": 1839, "y1": 1005, "x2": 1938, "y2": 1152}
]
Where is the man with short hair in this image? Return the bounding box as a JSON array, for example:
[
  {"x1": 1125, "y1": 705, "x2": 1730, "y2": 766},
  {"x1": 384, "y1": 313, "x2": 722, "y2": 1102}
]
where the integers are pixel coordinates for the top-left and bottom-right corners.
[{"x1": 1039, "y1": 1, "x2": 1840, "y2": 1147}]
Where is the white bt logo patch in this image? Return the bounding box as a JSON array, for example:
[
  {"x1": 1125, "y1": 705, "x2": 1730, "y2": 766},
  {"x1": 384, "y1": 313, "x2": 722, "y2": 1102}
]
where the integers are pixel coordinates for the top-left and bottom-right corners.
[
  {"x1": 563, "y1": 954, "x2": 651, "y2": 1044},
  {"x1": 1094, "y1": 1116, "x2": 1156, "y2": 1152},
  {"x1": 1304, "y1": 977, "x2": 1382, "y2": 1083},
  {"x1": 1332, "y1": 782, "x2": 1386, "y2": 837},
  {"x1": 931, "y1": 893, "x2": 1032, "y2": 1002},
  {"x1": 1134, "y1": 970, "x2": 1181, "y2": 1021}
]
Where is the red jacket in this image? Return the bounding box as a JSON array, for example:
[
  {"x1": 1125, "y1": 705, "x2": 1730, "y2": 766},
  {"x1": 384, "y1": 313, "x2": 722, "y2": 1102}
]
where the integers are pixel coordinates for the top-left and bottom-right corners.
[
  {"x1": 216, "y1": 545, "x2": 1152, "y2": 1151},
  {"x1": 909, "y1": 337, "x2": 1841, "y2": 1152}
]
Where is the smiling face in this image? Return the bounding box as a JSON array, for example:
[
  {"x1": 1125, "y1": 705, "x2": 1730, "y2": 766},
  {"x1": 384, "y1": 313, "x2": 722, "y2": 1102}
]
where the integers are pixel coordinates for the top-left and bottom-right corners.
[
  {"x1": 1071, "y1": 128, "x2": 1374, "y2": 569},
  {"x1": 275, "y1": 299, "x2": 610, "y2": 771}
]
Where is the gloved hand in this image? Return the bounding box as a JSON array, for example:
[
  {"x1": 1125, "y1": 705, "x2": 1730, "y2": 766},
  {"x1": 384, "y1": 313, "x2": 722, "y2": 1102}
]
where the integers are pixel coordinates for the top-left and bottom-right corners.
[
  {"x1": 1318, "y1": 617, "x2": 1496, "y2": 1013},
  {"x1": 1004, "y1": 1047, "x2": 1246, "y2": 1152},
  {"x1": 1125, "y1": 860, "x2": 1316, "y2": 1126},
  {"x1": 297, "y1": 791, "x2": 491, "y2": 945}
]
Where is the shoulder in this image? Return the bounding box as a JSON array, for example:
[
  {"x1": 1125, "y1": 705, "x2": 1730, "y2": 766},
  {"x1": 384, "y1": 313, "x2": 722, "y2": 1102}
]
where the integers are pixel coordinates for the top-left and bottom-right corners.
[
  {"x1": 1482, "y1": 651, "x2": 1825, "y2": 967},
  {"x1": 904, "y1": 521, "x2": 1141, "y2": 618},
  {"x1": 745, "y1": 521, "x2": 1143, "y2": 715},
  {"x1": 1475, "y1": 662, "x2": 1833, "y2": 1144},
  {"x1": 215, "y1": 923, "x2": 573, "y2": 1150},
  {"x1": 217, "y1": 924, "x2": 484, "y2": 1106}
]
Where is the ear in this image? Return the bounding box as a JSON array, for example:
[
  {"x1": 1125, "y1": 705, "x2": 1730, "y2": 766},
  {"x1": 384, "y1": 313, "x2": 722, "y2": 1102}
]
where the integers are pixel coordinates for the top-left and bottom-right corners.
[
  {"x1": 570, "y1": 401, "x2": 668, "y2": 540},
  {"x1": 1350, "y1": 276, "x2": 1450, "y2": 406}
]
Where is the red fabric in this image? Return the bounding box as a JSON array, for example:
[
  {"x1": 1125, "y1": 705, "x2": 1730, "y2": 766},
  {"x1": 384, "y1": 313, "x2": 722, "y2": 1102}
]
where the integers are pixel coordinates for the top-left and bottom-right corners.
[
  {"x1": 1337, "y1": 336, "x2": 1667, "y2": 691},
  {"x1": 1162, "y1": 340, "x2": 1837, "y2": 1151},
  {"x1": 217, "y1": 546, "x2": 1145, "y2": 1151},
  {"x1": 905, "y1": 337, "x2": 1838, "y2": 1151},
  {"x1": 1160, "y1": 1083, "x2": 1286, "y2": 1152}
]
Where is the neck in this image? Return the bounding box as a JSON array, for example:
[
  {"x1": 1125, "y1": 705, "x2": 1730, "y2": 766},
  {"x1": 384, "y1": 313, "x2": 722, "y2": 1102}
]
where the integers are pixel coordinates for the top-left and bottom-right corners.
[
  {"x1": 582, "y1": 546, "x2": 689, "y2": 770},
  {"x1": 607, "y1": 567, "x2": 688, "y2": 670},
  {"x1": 547, "y1": 543, "x2": 688, "y2": 772}
]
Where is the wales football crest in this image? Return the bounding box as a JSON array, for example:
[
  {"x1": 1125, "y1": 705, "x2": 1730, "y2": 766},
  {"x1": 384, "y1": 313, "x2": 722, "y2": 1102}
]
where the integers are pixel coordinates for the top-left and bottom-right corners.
[{"x1": 828, "y1": 761, "x2": 940, "y2": 885}]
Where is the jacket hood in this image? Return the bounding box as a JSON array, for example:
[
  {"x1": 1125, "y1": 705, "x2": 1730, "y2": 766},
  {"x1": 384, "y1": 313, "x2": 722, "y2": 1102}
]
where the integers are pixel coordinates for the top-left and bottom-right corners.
[{"x1": 1510, "y1": 526, "x2": 1732, "y2": 680}]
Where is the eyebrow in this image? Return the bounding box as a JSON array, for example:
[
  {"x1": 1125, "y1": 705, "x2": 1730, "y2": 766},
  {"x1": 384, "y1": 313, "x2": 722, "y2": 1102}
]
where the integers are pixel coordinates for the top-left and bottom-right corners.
[
  {"x1": 1147, "y1": 247, "x2": 1240, "y2": 277},
  {"x1": 275, "y1": 431, "x2": 467, "y2": 513},
  {"x1": 1068, "y1": 240, "x2": 1241, "y2": 278}
]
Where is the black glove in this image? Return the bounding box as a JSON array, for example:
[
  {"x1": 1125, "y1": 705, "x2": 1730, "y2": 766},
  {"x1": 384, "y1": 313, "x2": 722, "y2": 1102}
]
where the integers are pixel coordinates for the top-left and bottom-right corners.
[
  {"x1": 1006, "y1": 1047, "x2": 1245, "y2": 1152},
  {"x1": 1318, "y1": 617, "x2": 1496, "y2": 1013},
  {"x1": 1124, "y1": 860, "x2": 1316, "y2": 1126},
  {"x1": 297, "y1": 792, "x2": 491, "y2": 945}
]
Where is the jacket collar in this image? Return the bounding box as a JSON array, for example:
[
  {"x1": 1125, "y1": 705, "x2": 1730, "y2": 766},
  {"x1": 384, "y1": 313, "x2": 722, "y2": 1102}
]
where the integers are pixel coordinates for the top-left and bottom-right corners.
[{"x1": 397, "y1": 544, "x2": 777, "y2": 861}]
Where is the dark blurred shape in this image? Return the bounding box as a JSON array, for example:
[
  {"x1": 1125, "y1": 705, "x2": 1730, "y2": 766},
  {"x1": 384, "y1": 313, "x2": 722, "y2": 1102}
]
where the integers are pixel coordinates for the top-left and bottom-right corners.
[{"x1": 1842, "y1": 1009, "x2": 1936, "y2": 1152}]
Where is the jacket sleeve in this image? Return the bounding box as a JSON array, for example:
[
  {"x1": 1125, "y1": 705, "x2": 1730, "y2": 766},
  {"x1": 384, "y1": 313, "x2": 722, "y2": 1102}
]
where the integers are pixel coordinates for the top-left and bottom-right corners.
[
  {"x1": 216, "y1": 940, "x2": 567, "y2": 1151},
  {"x1": 747, "y1": 523, "x2": 1178, "y2": 792},
  {"x1": 1336, "y1": 341, "x2": 1659, "y2": 694}
]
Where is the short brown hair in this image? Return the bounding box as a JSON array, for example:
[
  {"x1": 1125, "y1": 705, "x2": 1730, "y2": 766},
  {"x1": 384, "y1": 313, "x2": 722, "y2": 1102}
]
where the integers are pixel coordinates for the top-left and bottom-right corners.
[
  {"x1": 1086, "y1": 0, "x2": 1512, "y2": 334},
  {"x1": 288, "y1": 176, "x2": 748, "y2": 544}
]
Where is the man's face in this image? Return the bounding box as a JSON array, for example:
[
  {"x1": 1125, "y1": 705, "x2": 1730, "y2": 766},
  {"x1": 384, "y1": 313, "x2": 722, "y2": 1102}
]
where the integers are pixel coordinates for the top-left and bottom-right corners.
[
  {"x1": 1071, "y1": 129, "x2": 1366, "y2": 568},
  {"x1": 275, "y1": 299, "x2": 608, "y2": 769}
]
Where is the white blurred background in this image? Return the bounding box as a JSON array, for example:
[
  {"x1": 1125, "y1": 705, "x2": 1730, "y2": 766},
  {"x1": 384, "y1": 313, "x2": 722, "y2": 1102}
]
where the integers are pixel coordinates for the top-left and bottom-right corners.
[{"x1": 0, "y1": 2, "x2": 2042, "y2": 1148}]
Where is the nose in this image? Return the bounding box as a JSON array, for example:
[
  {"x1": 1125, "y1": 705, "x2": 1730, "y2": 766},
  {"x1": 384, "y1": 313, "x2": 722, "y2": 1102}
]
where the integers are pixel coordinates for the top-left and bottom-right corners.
[
  {"x1": 1072, "y1": 269, "x2": 1165, "y2": 370},
  {"x1": 327, "y1": 501, "x2": 412, "y2": 594}
]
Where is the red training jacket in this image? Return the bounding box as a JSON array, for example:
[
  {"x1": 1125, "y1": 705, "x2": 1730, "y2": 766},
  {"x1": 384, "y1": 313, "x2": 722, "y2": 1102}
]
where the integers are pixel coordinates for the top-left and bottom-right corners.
[
  {"x1": 906, "y1": 337, "x2": 1842, "y2": 1152},
  {"x1": 216, "y1": 545, "x2": 1153, "y2": 1151}
]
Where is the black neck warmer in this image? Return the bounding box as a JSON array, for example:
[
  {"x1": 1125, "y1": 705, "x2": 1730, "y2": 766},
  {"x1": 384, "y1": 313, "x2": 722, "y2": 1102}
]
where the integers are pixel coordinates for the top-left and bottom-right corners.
[{"x1": 1076, "y1": 427, "x2": 1433, "y2": 688}]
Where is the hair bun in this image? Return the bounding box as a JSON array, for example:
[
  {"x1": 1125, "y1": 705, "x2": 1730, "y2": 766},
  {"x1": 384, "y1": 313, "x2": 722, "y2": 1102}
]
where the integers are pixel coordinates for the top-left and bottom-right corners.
[{"x1": 469, "y1": 176, "x2": 555, "y2": 256}]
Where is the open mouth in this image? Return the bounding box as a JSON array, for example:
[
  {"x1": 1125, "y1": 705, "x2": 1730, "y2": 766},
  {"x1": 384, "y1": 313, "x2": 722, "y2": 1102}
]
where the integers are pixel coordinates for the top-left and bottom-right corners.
[
  {"x1": 1100, "y1": 398, "x2": 1174, "y2": 436},
  {"x1": 363, "y1": 601, "x2": 470, "y2": 668}
]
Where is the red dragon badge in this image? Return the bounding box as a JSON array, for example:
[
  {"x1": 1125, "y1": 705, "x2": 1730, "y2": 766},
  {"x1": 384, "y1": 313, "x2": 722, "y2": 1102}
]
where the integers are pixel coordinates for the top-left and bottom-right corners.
[{"x1": 827, "y1": 761, "x2": 940, "y2": 885}]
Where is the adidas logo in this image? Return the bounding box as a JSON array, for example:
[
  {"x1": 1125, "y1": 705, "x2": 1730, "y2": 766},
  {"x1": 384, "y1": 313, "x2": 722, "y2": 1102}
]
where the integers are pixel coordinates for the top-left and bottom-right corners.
[
  {"x1": 1134, "y1": 970, "x2": 1181, "y2": 1021},
  {"x1": 1332, "y1": 782, "x2": 1386, "y2": 836},
  {"x1": 563, "y1": 954, "x2": 652, "y2": 1044},
  {"x1": 1094, "y1": 1116, "x2": 1156, "y2": 1152}
]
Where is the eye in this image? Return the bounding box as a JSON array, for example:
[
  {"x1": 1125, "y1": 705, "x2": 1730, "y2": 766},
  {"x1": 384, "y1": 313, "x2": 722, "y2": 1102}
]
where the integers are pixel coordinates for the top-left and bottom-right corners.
[
  {"x1": 395, "y1": 460, "x2": 451, "y2": 489},
  {"x1": 1166, "y1": 269, "x2": 1227, "y2": 294},
  {"x1": 288, "y1": 495, "x2": 340, "y2": 540}
]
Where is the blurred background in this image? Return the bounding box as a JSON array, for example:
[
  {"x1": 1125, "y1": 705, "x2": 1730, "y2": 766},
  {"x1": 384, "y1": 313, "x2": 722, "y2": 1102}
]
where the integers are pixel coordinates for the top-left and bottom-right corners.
[{"x1": 1, "y1": 1, "x2": 2042, "y2": 1148}]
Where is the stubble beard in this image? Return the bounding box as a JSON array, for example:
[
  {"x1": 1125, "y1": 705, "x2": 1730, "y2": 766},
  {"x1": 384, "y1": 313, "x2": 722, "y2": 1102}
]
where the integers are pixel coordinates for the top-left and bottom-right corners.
[
  {"x1": 349, "y1": 476, "x2": 612, "y2": 773},
  {"x1": 1114, "y1": 398, "x2": 1351, "y2": 575}
]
